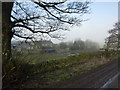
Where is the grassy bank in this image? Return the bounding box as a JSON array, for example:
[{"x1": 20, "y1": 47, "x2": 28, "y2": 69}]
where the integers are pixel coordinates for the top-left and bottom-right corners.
[
  {"x1": 20, "y1": 52, "x2": 115, "y2": 88},
  {"x1": 4, "y1": 50, "x2": 118, "y2": 88}
]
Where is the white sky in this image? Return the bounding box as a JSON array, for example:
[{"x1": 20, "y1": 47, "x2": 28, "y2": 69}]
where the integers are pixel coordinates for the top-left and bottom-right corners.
[{"x1": 51, "y1": 2, "x2": 118, "y2": 47}]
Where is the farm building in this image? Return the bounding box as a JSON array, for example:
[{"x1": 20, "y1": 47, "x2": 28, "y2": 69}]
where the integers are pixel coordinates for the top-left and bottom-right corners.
[{"x1": 11, "y1": 40, "x2": 55, "y2": 51}]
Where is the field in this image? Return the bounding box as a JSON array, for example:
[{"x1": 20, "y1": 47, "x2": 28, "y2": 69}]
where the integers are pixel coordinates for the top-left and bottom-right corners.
[
  {"x1": 10, "y1": 50, "x2": 118, "y2": 88},
  {"x1": 12, "y1": 50, "x2": 68, "y2": 64}
]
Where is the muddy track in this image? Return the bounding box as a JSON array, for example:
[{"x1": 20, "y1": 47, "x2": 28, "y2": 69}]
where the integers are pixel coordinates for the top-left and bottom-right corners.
[{"x1": 45, "y1": 59, "x2": 118, "y2": 88}]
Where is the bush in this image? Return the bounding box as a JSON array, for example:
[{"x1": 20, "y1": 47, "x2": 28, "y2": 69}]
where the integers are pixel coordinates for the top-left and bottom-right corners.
[{"x1": 2, "y1": 55, "x2": 34, "y2": 88}]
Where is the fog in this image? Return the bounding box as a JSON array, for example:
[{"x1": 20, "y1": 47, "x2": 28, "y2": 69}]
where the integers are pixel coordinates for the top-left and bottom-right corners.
[{"x1": 51, "y1": 2, "x2": 118, "y2": 47}]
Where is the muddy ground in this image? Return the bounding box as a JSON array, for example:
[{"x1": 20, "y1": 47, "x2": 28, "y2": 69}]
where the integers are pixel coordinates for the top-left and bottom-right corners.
[{"x1": 44, "y1": 59, "x2": 119, "y2": 88}]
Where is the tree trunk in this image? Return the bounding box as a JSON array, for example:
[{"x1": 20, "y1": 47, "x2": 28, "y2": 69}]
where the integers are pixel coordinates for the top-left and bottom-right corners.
[{"x1": 2, "y1": 2, "x2": 14, "y2": 77}]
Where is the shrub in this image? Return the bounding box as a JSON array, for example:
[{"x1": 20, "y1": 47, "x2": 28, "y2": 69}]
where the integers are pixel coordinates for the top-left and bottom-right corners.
[{"x1": 2, "y1": 55, "x2": 34, "y2": 88}]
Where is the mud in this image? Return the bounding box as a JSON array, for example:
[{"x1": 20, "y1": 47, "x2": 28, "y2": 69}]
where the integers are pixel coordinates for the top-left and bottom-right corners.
[{"x1": 45, "y1": 59, "x2": 118, "y2": 88}]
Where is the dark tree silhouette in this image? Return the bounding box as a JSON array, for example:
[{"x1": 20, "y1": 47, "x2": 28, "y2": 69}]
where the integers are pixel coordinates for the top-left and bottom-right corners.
[
  {"x1": 2, "y1": 0, "x2": 90, "y2": 82},
  {"x1": 105, "y1": 22, "x2": 120, "y2": 51}
]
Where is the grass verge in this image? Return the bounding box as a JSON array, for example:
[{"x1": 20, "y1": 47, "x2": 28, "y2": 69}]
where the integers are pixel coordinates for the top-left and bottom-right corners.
[{"x1": 20, "y1": 52, "x2": 115, "y2": 88}]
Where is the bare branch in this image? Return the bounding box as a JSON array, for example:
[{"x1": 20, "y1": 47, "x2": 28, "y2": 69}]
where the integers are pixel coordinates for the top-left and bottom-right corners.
[
  {"x1": 43, "y1": 7, "x2": 73, "y2": 24},
  {"x1": 16, "y1": 2, "x2": 31, "y2": 18},
  {"x1": 12, "y1": 15, "x2": 44, "y2": 24},
  {"x1": 41, "y1": 0, "x2": 67, "y2": 5},
  {"x1": 14, "y1": 33, "x2": 33, "y2": 39},
  {"x1": 11, "y1": 1, "x2": 90, "y2": 40},
  {"x1": 14, "y1": 24, "x2": 49, "y2": 33}
]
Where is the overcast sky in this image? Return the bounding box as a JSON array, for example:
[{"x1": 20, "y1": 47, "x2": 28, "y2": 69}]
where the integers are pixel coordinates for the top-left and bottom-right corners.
[{"x1": 51, "y1": 1, "x2": 118, "y2": 47}]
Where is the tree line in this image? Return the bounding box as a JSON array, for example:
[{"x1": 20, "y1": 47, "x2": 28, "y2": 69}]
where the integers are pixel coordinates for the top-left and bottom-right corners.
[{"x1": 57, "y1": 39, "x2": 100, "y2": 52}]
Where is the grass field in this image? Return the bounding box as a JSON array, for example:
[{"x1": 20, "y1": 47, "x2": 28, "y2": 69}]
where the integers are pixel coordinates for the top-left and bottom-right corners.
[
  {"x1": 12, "y1": 50, "x2": 68, "y2": 64},
  {"x1": 11, "y1": 50, "x2": 118, "y2": 88}
]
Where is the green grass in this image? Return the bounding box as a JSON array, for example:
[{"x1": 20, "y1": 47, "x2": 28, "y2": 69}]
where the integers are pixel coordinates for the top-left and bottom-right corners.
[
  {"x1": 21, "y1": 56, "x2": 111, "y2": 88},
  {"x1": 12, "y1": 50, "x2": 67, "y2": 64},
  {"x1": 11, "y1": 50, "x2": 118, "y2": 88}
]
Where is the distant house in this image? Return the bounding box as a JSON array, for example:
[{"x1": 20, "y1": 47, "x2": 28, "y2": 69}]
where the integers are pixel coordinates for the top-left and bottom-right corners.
[
  {"x1": 42, "y1": 47, "x2": 56, "y2": 53},
  {"x1": 11, "y1": 40, "x2": 54, "y2": 51},
  {"x1": 11, "y1": 41, "x2": 34, "y2": 51}
]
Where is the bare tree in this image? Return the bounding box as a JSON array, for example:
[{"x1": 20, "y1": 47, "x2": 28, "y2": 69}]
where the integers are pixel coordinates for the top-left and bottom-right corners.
[
  {"x1": 2, "y1": 0, "x2": 90, "y2": 77},
  {"x1": 105, "y1": 22, "x2": 120, "y2": 51}
]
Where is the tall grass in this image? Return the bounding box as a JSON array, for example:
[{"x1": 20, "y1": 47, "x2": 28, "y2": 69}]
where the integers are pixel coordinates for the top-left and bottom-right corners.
[{"x1": 3, "y1": 50, "x2": 118, "y2": 88}]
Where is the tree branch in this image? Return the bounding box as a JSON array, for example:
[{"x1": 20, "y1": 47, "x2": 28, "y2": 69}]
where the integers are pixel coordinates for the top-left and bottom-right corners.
[
  {"x1": 12, "y1": 15, "x2": 44, "y2": 24},
  {"x1": 44, "y1": 7, "x2": 73, "y2": 24},
  {"x1": 14, "y1": 33, "x2": 33, "y2": 39},
  {"x1": 14, "y1": 24, "x2": 59, "y2": 34}
]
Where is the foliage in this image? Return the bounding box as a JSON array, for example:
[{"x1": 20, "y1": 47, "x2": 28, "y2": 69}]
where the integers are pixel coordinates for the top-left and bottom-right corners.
[
  {"x1": 57, "y1": 39, "x2": 99, "y2": 52},
  {"x1": 2, "y1": 56, "x2": 34, "y2": 88},
  {"x1": 59, "y1": 42, "x2": 68, "y2": 49},
  {"x1": 70, "y1": 39, "x2": 85, "y2": 51},
  {"x1": 105, "y1": 22, "x2": 120, "y2": 51}
]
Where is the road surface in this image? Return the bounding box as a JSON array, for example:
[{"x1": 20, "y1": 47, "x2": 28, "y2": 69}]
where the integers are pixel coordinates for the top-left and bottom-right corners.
[{"x1": 45, "y1": 59, "x2": 119, "y2": 88}]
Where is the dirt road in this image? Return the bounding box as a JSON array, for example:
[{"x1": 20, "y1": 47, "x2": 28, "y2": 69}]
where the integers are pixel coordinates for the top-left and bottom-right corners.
[{"x1": 45, "y1": 59, "x2": 119, "y2": 88}]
